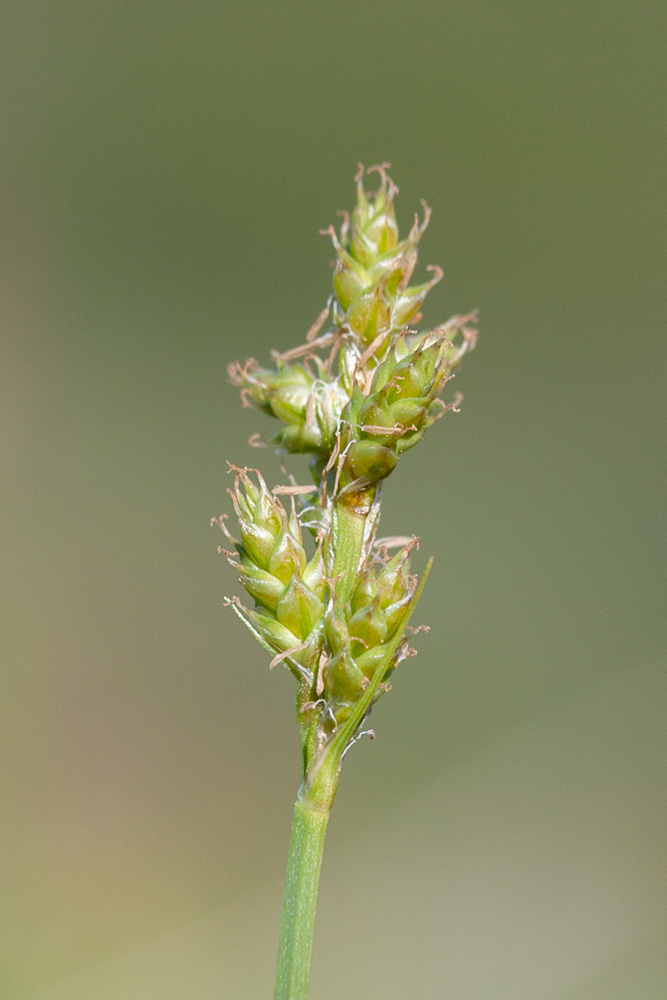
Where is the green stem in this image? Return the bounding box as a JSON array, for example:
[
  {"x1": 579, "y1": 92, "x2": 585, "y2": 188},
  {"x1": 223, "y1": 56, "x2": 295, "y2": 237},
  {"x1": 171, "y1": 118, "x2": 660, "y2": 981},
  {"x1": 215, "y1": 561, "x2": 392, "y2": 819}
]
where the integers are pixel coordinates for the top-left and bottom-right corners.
[
  {"x1": 273, "y1": 494, "x2": 372, "y2": 999},
  {"x1": 273, "y1": 793, "x2": 331, "y2": 1000}
]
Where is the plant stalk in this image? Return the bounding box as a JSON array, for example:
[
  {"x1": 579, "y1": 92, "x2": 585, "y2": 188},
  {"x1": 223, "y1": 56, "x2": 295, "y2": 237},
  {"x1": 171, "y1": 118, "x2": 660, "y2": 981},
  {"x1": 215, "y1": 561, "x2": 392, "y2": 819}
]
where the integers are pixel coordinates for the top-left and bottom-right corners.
[
  {"x1": 273, "y1": 793, "x2": 331, "y2": 1000},
  {"x1": 226, "y1": 167, "x2": 475, "y2": 1000},
  {"x1": 274, "y1": 493, "x2": 372, "y2": 999}
]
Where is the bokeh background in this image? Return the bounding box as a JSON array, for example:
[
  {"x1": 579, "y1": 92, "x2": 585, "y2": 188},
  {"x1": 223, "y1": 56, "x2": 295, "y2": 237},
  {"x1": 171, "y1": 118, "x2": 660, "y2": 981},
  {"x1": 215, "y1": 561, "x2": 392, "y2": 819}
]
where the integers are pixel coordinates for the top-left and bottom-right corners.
[{"x1": 2, "y1": 1, "x2": 666, "y2": 997}]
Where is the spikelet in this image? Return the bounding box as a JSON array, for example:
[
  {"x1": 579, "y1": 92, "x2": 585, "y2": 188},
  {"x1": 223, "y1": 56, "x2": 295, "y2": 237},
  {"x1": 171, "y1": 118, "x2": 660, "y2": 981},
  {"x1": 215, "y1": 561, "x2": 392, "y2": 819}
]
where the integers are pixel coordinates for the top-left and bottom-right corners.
[
  {"x1": 339, "y1": 318, "x2": 477, "y2": 491},
  {"x1": 220, "y1": 468, "x2": 326, "y2": 683},
  {"x1": 323, "y1": 539, "x2": 420, "y2": 724},
  {"x1": 329, "y1": 163, "x2": 442, "y2": 355}
]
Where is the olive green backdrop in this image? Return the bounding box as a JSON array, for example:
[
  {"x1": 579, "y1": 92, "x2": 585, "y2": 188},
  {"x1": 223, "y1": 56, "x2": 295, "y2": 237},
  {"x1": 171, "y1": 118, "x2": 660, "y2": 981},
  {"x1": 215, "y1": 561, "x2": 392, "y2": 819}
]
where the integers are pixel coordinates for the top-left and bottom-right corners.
[{"x1": 2, "y1": 1, "x2": 665, "y2": 997}]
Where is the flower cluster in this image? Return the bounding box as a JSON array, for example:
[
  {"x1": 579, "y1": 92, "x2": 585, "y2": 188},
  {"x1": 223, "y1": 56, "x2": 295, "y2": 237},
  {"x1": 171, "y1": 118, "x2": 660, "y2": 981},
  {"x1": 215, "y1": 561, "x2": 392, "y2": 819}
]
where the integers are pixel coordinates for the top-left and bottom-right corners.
[{"x1": 218, "y1": 164, "x2": 476, "y2": 791}]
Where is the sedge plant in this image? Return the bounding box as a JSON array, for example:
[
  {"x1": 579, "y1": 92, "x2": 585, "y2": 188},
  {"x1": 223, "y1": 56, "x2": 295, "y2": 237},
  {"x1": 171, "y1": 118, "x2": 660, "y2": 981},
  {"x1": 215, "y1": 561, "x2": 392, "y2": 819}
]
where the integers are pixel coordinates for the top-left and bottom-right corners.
[{"x1": 214, "y1": 163, "x2": 477, "y2": 999}]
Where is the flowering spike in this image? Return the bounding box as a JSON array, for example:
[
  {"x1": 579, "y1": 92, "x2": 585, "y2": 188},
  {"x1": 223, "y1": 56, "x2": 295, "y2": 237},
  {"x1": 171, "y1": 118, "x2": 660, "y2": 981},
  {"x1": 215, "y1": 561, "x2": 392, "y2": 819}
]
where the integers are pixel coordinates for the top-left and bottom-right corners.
[{"x1": 220, "y1": 165, "x2": 475, "y2": 788}]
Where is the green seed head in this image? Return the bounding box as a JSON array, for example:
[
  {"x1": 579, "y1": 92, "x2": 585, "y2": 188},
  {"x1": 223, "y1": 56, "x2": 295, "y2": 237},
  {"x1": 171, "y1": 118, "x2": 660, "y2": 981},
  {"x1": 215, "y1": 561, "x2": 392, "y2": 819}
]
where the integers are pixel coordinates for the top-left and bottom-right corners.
[
  {"x1": 327, "y1": 164, "x2": 442, "y2": 355},
  {"x1": 220, "y1": 164, "x2": 475, "y2": 770},
  {"x1": 337, "y1": 320, "x2": 475, "y2": 491},
  {"x1": 228, "y1": 468, "x2": 303, "y2": 573},
  {"x1": 316, "y1": 537, "x2": 421, "y2": 724},
  {"x1": 229, "y1": 359, "x2": 347, "y2": 456},
  {"x1": 222, "y1": 469, "x2": 329, "y2": 681}
]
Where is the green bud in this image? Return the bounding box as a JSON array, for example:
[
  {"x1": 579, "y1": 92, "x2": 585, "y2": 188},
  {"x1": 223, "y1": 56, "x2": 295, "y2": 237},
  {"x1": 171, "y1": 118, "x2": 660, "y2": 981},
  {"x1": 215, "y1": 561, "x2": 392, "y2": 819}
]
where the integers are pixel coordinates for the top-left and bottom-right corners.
[
  {"x1": 333, "y1": 249, "x2": 371, "y2": 310},
  {"x1": 230, "y1": 359, "x2": 348, "y2": 457},
  {"x1": 276, "y1": 576, "x2": 324, "y2": 640},
  {"x1": 351, "y1": 164, "x2": 399, "y2": 264},
  {"x1": 346, "y1": 287, "x2": 391, "y2": 344},
  {"x1": 325, "y1": 608, "x2": 351, "y2": 657},
  {"x1": 351, "y1": 572, "x2": 378, "y2": 613},
  {"x1": 229, "y1": 360, "x2": 312, "y2": 419},
  {"x1": 325, "y1": 650, "x2": 368, "y2": 719},
  {"x1": 234, "y1": 559, "x2": 286, "y2": 612},
  {"x1": 354, "y1": 643, "x2": 392, "y2": 679},
  {"x1": 348, "y1": 600, "x2": 388, "y2": 652},
  {"x1": 235, "y1": 520, "x2": 274, "y2": 569},
  {"x1": 376, "y1": 548, "x2": 416, "y2": 633},
  {"x1": 246, "y1": 606, "x2": 303, "y2": 655},
  {"x1": 365, "y1": 249, "x2": 411, "y2": 291},
  {"x1": 344, "y1": 440, "x2": 398, "y2": 482},
  {"x1": 275, "y1": 423, "x2": 325, "y2": 454},
  {"x1": 267, "y1": 526, "x2": 307, "y2": 583},
  {"x1": 302, "y1": 547, "x2": 327, "y2": 601}
]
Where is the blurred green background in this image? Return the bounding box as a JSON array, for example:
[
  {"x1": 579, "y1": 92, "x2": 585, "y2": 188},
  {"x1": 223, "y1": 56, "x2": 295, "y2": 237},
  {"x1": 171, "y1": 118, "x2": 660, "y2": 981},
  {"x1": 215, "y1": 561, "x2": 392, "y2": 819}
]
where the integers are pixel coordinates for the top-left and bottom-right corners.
[{"x1": 2, "y1": 1, "x2": 666, "y2": 997}]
